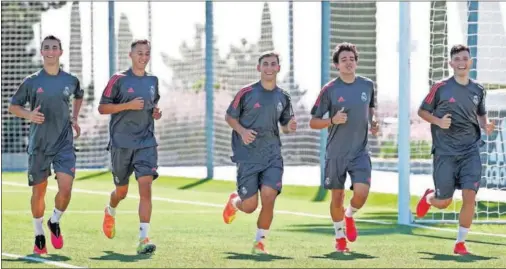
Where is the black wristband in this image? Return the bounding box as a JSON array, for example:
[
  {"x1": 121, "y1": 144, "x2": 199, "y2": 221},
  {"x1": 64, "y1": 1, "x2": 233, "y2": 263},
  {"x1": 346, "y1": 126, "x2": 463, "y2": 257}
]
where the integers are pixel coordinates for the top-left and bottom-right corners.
[{"x1": 330, "y1": 117, "x2": 334, "y2": 125}]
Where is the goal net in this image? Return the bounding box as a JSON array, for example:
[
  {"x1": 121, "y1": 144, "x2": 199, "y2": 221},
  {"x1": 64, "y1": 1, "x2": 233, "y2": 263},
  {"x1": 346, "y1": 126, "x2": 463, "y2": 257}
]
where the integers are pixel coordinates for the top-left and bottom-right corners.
[{"x1": 410, "y1": 1, "x2": 506, "y2": 224}]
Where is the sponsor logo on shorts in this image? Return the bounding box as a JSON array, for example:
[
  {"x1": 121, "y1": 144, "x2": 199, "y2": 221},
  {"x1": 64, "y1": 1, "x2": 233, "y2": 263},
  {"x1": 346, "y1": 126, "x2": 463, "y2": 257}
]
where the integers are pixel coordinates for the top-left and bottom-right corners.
[{"x1": 28, "y1": 174, "x2": 34, "y2": 183}]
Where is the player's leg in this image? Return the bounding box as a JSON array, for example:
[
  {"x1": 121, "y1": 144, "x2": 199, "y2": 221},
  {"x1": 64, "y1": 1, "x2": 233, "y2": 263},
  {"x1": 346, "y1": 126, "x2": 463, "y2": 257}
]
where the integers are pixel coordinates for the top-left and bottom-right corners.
[
  {"x1": 133, "y1": 146, "x2": 158, "y2": 254},
  {"x1": 453, "y1": 151, "x2": 482, "y2": 255},
  {"x1": 48, "y1": 145, "x2": 77, "y2": 249},
  {"x1": 28, "y1": 153, "x2": 51, "y2": 254},
  {"x1": 252, "y1": 157, "x2": 284, "y2": 254},
  {"x1": 103, "y1": 147, "x2": 134, "y2": 239},
  {"x1": 325, "y1": 158, "x2": 349, "y2": 252},
  {"x1": 345, "y1": 153, "x2": 372, "y2": 242},
  {"x1": 416, "y1": 155, "x2": 456, "y2": 218},
  {"x1": 223, "y1": 163, "x2": 261, "y2": 224}
]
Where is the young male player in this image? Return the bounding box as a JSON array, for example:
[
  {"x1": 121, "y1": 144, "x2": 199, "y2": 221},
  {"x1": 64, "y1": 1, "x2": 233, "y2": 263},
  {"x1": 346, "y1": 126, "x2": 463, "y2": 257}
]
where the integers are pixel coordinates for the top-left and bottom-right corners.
[
  {"x1": 222, "y1": 51, "x2": 297, "y2": 254},
  {"x1": 98, "y1": 39, "x2": 162, "y2": 255},
  {"x1": 416, "y1": 44, "x2": 495, "y2": 255},
  {"x1": 8, "y1": 35, "x2": 83, "y2": 254},
  {"x1": 309, "y1": 42, "x2": 379, "y2": 252}
]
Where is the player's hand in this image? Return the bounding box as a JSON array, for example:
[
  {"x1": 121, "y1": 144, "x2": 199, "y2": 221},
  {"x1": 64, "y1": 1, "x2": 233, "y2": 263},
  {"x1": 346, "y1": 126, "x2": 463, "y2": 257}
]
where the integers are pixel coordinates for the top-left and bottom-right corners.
[
  {"x1": 128, "y1": 97, "x2": 144, "y2": 110},
  {"x1": 29, "y1": 105, "x2": 45, "y2": 124},
  {"x1": 438, "y1": 114, "x2": 452, "y2": 129},
  {"x1": 484, "y1": 121, "x2": 495, "y2": 136},
  {"x1": 72, "y1": 119, "x2": 81, "y2": 139},
  {"x1": 331, "y1": 107, "x2": 347, "y2": 125},
  {"x1": 152, "y1": 106, "x2": 162, "y2": 120},
  {"x1": 287, "y1": 117, "x2": 297, "y2": 133},
  {"x1": 240, "y1": 129, "x2": 257, "y2": 145},
  {"x1": 370, "y1": 119, "x2": 380, "y2": 136}
]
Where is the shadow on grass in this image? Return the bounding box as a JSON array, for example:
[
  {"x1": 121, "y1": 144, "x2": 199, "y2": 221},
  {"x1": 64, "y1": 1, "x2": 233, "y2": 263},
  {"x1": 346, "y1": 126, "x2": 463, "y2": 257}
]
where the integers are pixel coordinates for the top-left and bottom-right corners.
[
  {"x1": 178, "y1": 177, "x2": 213, "y2": 190},
  {"x1": 418, "y1": 251, "x2": 497, "y2": 263},
  {"x1": 76, "y1": 171, "x2": 109, "y2": 181},
  {"x1": 89, "y1": 251, "x2": 153, "y2": 262},
  {"x1": 223, "y1": 251, "x2": 293, "y2": 262},
  {"x1": 281, "y1": 222, "x2": 506, "y2": 247},
  {"x1": 309, "y1": 251, "x2": 377, "y2": 261},
  {"x1": 2, "y1": 253, "x2": 72, "y2": 265}
]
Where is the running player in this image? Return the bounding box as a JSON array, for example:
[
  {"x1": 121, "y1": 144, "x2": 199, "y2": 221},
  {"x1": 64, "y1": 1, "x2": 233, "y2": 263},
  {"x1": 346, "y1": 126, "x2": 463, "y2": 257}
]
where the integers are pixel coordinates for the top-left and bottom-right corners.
[
  {"x1": 222, "y1": 51, "x2": 297, "y2": 254},
  {"x1": 416, "y1": 44, "x2": 495, "y2": 255},
  {"x1": 98, "y1": 39, "x2": 162, "y2": 255},
  {"x1": 309, "y1": 42, "x2": 379, "y2": 252},
  {"x1": 8, "y1": 35, "x2": 84, "y2": 254}
]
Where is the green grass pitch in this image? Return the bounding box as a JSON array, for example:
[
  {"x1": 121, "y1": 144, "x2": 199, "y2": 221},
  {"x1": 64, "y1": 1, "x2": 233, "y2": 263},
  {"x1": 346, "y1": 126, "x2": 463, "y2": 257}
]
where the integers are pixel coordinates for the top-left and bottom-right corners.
[{"x1": 2, "y1": 171, "x2": 505, "y2": 268}]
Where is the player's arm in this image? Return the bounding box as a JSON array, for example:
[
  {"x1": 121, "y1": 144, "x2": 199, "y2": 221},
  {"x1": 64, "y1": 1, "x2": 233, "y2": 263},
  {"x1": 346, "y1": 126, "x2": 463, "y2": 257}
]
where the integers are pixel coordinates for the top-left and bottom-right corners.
[
  {"x1": 8, "y1": 78, "x2": 44, "y2": 124},
  {"x1": 418, "y1": 83, "x2": 446, "y2": 128},
  {"x1": 476, "y1": 89, "x2": 494, "y2": 135},
  {"x1": 225, "y1": 89, "x2": 257, "y2": 144},
  {"x1": 477, "y1": 89, "x2": 488, "y2": 127},
  {"x1": 279, "y1": 93, "x2": 296, "y2": 134},
  {"x1": 309, "y1": 87, "x2": 332, "y2": 129},
  {"x1": 369, "y1": 82, "x2": 378, "y2": 124},
  {"x1": 98, "y1": 75, "x2": 140, "y2": 114},
  {"x1": 225, "y1": 90, "x2": 247, "y2": 135},
  {"x1": 71, "y1": 79, "x2": 84, "y2": 122}
]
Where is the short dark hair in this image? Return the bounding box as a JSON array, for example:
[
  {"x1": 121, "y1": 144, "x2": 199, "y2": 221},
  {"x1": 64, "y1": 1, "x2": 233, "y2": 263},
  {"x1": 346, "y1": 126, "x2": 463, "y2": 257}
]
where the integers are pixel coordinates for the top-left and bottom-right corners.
[
  {"x1": 450, "y1": 44, "x2": 470, "y2": 58},
  {"x1": 131, "y1": 39, "x2": 151, "y2": 50},
  {"x1": 41, "y1": 35, "x2": 62, "y2": 50},
  {"x1": 332, "y1": 42, "x2": 358, "y2": 64},
  {"x1": 258, "y1": 51, "x2": 280, "y2": 65}
]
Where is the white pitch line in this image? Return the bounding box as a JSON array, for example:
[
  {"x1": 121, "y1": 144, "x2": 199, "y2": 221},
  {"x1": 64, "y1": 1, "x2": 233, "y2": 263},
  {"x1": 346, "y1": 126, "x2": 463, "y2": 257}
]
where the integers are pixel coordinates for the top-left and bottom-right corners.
[
  {"x1": 2, "y1": 210, "x2": 219, "y2": 215},
  {"x1": 1, "y1": 253, "x2": 84, "y2": 268},
  {"x1": 407, "y1": 223, "x2": 506, "y2": 238},
  {"x1": 3, "y1": 181, "x2": 505, "y2": 238}
]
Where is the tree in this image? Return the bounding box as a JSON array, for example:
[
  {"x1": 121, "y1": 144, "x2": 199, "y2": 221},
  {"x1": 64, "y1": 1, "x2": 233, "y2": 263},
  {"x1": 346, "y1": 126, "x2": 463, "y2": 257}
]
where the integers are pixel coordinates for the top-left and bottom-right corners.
[
  {"x1": 117, "y1": 13, "x2": 133, "y2": 72},
  {"x1": 1, "y1": 1, "x2": 67, "y2": 153}
]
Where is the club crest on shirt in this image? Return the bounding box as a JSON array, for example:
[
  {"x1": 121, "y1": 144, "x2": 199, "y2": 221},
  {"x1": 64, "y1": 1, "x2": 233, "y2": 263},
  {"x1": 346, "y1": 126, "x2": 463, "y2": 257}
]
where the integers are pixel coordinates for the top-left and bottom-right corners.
[
  {"x1": 277, "y1": 102, "x2": 283, "y2": 112},
  {"x1": 63, "y1": 86, "x2": 70, "y2": 97},
  {"x1": 361, "y1": 92, "x2": 367, "y2": 102},
  {"x1": 473, "y1": 95, "x2": 479, "y2": 105}
]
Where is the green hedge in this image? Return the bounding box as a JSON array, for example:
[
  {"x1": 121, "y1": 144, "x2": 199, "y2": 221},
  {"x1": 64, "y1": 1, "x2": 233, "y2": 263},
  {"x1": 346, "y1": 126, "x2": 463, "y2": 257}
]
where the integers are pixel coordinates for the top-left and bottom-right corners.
[{"x1": 378, "y1": 140, "x2": 432, "y2": 160}]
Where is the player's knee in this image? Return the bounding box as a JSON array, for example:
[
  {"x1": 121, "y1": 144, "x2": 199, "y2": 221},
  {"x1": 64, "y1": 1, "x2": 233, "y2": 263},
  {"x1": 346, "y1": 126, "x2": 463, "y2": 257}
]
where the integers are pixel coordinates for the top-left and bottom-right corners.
[
  {"x1": 138, "y1": 176, "x2": 153, "y2": 199},
  {"x1": 352, "y1": 183, "x2": 370, "y2": 206},
  {"x1": 330, "y1": 190, "x2": 345, "y2": 208},
  {"x1": 461, "y1": 189, "x2": 477, "y2": 206},
  {"x1": 241, "y1": 195, "x2": 258, "y2": 214},
  {"x1": 115, "y1": 186, "x2": 129, "y2": 200},
  {"x1": 32, "y1": 180, "x2": 48, "y2": 198},
  {"x1": 434, "y1": 198, "x2": 453, "y2": 209}
]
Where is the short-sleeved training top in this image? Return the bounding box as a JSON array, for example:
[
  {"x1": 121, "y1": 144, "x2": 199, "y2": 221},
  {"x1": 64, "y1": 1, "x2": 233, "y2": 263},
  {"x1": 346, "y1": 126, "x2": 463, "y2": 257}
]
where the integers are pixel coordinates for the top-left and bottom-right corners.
[
  {"x1": 419, "y1": 76, "x2": 486, "y2": 155},
  {"x1": 226, "y1": 81, "x2": 293, "y2": 164},
  {"x1": 311, "y1": 76, "x2": 376, "y2": 159},
  {"x1": 10, "y1": 68, "x2": 84, "y2": 155},
  {"x1": 100, "y1": 68, "x2": 160, "y2": 149}
]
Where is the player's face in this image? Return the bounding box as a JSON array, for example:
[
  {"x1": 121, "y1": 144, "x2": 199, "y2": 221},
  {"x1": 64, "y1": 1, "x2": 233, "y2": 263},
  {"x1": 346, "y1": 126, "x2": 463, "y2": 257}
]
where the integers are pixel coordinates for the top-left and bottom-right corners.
[
  {"x1": 130, "y1": 44, "x2": 151, "y2": 70},
  {"x1": 335, "y1": 50, "x2": 357, "y2": 75},
  {"x1": 40, "y1": 40, "x2": 62, "y2": 65},
  {"x1": 257, "y1": 56, "x2": 280, "y2": 82},
  {"x1": 449, "y1": 50, "x2": 472, "y2": 77}
]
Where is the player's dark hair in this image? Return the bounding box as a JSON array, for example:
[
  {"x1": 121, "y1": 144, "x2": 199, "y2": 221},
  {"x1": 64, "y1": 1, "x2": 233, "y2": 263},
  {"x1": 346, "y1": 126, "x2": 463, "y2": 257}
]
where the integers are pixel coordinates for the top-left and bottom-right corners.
[
  {"x1": 332, "y1": 42, "x2": 359, "y2": 64},
  {"x1": 131, "y1": 39, "x2": 151, "y2": 50},
  {"x1": 41, "y1": 35, "x2": 62, "y2": 50},
  {"x1": 258, "y1": 51, "x2": 280, "y2": 65},
  {"x1": 450, "y1": 44, "x2": 470, "y2": 58}
]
